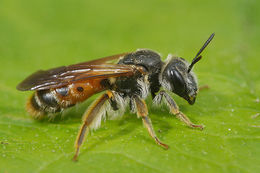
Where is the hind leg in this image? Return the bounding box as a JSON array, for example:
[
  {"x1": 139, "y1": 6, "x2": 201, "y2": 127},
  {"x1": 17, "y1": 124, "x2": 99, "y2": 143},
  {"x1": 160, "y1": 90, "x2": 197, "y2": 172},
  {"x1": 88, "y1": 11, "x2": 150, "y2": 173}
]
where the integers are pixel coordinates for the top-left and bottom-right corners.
[{"x1": 73, "y1": 91, "x2": 113, "y2": 161}]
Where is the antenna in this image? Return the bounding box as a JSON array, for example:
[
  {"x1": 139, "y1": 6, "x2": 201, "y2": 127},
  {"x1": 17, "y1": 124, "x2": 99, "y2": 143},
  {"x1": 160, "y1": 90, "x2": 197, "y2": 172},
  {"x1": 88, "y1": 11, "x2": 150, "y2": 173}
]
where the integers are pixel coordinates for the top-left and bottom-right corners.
[{"x1": 188, "y1": 33, "x2": 215, "y2": 73}]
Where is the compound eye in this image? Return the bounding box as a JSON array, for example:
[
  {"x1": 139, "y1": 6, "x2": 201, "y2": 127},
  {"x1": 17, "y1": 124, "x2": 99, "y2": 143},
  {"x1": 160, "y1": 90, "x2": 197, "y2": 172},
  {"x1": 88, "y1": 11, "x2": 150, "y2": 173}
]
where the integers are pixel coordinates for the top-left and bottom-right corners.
[{"x1": 170, "y1": 70, "x2": 186, "y2": 94}]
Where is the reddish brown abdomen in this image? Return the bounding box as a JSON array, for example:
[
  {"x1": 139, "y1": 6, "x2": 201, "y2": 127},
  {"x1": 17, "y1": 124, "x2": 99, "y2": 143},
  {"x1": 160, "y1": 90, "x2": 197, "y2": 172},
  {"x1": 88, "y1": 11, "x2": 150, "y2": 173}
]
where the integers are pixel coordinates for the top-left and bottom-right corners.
[{"x1": 26, "y1": 79, "x2": 105, "y2": 119}]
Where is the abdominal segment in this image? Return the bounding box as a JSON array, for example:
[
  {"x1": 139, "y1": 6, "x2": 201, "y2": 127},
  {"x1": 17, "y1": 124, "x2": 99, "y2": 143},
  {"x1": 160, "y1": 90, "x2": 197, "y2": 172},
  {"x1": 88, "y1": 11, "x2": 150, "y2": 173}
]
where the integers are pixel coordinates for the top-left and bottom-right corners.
[{"x1": 26, "y1": 80, "x2": 105, "y2": 119}]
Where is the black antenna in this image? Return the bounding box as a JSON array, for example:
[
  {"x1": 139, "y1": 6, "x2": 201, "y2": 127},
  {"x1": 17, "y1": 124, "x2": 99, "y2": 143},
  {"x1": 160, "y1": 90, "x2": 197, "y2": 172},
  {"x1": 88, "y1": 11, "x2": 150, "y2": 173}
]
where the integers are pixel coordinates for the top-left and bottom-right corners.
[{"x1": 188, "y1": 33, "x2": 215, "y2": 73}]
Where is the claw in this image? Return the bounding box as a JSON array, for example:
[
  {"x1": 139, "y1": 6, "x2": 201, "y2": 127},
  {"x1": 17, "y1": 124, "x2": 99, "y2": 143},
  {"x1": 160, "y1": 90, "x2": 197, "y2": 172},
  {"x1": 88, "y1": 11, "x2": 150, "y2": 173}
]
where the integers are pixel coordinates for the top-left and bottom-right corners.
[{"x1": 191, "y1": 124, "x2": 204, "y2": 130}]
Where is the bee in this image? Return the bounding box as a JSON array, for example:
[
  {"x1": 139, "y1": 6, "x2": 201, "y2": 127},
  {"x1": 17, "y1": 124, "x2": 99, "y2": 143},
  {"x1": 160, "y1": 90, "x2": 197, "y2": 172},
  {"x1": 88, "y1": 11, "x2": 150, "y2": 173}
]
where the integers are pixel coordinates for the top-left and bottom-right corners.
[{"x1": 17, "y1": 33, "x2": 215, "y2": 161}]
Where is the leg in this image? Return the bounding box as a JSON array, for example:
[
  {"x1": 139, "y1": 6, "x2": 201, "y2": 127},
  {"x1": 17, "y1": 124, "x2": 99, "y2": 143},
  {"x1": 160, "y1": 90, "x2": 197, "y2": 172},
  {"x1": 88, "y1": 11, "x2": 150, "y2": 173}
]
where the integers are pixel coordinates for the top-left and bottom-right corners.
[
  {"x1": 134, "y1": 96, "x2": 169, "y2": 149},
  {"x1": 73, "y1": 91, "x2": 112, "y2": 161},
  {"x1": 176, "y1": 112, "x2": 204, "y2": 130},
  {"x1": 154, "y1": 90, "x2": 204, "y2": 130},
  {"x1": 109, "y1": 95, "x2": 119, "y2": 111},
  {"x1": 199, "y1": 85, "x2": 209, "y2": 91}
]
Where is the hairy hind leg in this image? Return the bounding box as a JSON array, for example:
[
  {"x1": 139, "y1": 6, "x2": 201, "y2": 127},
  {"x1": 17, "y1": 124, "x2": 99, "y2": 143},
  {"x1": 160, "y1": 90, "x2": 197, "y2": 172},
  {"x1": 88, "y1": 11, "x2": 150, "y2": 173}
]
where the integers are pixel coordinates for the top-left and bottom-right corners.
[{"x1": 73, "y1": 91, "x2": 113, "y2": 161}]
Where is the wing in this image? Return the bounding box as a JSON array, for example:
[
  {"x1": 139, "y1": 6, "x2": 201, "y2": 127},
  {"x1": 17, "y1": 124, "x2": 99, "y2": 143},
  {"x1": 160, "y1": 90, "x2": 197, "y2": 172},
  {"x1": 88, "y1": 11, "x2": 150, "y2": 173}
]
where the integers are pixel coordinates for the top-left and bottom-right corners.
[
  {"x1": 76, "y1": 52, "x2": 128, "y2": 65},
  {"x1": 16, "y1": 53, "x2": 139, "y2": 91}
]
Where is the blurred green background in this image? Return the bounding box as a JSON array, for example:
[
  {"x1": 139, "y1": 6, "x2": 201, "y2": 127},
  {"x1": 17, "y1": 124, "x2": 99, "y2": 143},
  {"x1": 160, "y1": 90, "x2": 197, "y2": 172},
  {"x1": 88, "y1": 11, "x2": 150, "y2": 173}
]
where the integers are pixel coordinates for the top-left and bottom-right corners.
[{"x1": 0, "y1": 0, "x2": 259, "y2": 172}]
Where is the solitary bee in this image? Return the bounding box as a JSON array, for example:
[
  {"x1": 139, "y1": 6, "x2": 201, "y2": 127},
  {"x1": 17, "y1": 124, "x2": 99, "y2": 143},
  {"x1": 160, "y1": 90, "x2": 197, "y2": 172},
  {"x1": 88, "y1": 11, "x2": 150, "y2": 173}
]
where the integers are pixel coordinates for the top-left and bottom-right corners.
[{"x1": 17, "y1": 33, "x2": 215, "y2": 160}]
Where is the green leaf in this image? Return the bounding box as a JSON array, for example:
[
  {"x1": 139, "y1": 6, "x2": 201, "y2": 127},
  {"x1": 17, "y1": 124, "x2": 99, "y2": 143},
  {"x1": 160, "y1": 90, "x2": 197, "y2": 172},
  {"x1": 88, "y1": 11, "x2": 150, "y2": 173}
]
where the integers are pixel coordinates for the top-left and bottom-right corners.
[{"x1": 0, "y1": 0, "x2": 259, "y2": 172}]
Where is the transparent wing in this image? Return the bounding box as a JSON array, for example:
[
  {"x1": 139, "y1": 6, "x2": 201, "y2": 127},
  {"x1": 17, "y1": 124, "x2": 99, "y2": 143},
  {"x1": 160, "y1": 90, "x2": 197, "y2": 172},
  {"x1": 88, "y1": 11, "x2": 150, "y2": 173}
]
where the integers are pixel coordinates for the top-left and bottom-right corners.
[
  {"x1": 76, "y1": 52, "x2": 128, "y2": 65},
  {"x1": 16, "y1": 53, "x2": 139, "y2": 91}
]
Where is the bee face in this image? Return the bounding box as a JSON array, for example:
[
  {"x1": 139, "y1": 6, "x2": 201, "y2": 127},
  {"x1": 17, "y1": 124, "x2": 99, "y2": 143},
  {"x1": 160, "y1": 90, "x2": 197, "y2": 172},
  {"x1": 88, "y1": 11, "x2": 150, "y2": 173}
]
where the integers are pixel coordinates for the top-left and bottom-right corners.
[{"x1": 161, "y1": 57, "x2": 198, "y2": 105}]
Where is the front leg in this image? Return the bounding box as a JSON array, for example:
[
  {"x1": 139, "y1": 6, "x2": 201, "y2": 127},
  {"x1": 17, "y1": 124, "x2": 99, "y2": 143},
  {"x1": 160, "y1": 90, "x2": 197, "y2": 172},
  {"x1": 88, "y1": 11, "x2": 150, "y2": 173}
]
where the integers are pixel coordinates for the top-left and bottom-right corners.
[
  {"x1": 153, "y1": 90, "x2": 204, "y2": 130},
  {"x1": 199, "y1": 85, "x2": 209, "y2": 91}
]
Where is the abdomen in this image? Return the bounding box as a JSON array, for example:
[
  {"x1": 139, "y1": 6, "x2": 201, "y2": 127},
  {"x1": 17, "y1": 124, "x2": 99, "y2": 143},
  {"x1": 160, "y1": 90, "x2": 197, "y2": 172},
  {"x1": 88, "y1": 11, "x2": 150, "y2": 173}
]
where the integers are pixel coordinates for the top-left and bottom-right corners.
[{"x1": 26, "y1": 80, "x2": 105, "y2": 119}]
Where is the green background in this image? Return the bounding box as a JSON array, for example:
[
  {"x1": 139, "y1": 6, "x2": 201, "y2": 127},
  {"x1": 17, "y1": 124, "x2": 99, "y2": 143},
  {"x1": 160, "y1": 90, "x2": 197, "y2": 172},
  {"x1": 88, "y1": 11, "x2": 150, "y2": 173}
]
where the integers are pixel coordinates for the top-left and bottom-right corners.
[{"x1": 0, "y1": 0, "x2": 259, "y2": 172}]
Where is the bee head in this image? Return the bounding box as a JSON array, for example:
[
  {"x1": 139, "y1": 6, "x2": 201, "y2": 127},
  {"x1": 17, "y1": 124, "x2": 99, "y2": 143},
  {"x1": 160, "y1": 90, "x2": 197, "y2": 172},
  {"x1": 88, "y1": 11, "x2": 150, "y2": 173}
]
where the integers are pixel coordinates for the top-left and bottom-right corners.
[
  {"x1": 161, "y1": 57, "x2": 198, "y2": 104},
  {"x1": 160, "y1": 33, "x2": 215, "y2": 105}
]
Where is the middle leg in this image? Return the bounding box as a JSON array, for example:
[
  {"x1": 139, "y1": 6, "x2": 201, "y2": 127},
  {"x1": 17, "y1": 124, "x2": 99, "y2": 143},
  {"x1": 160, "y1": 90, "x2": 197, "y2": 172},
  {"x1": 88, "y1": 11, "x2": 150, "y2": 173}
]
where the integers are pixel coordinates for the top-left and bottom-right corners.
[{"x1": 134, "y1": 96, "x2": 169, "y2": 149}]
